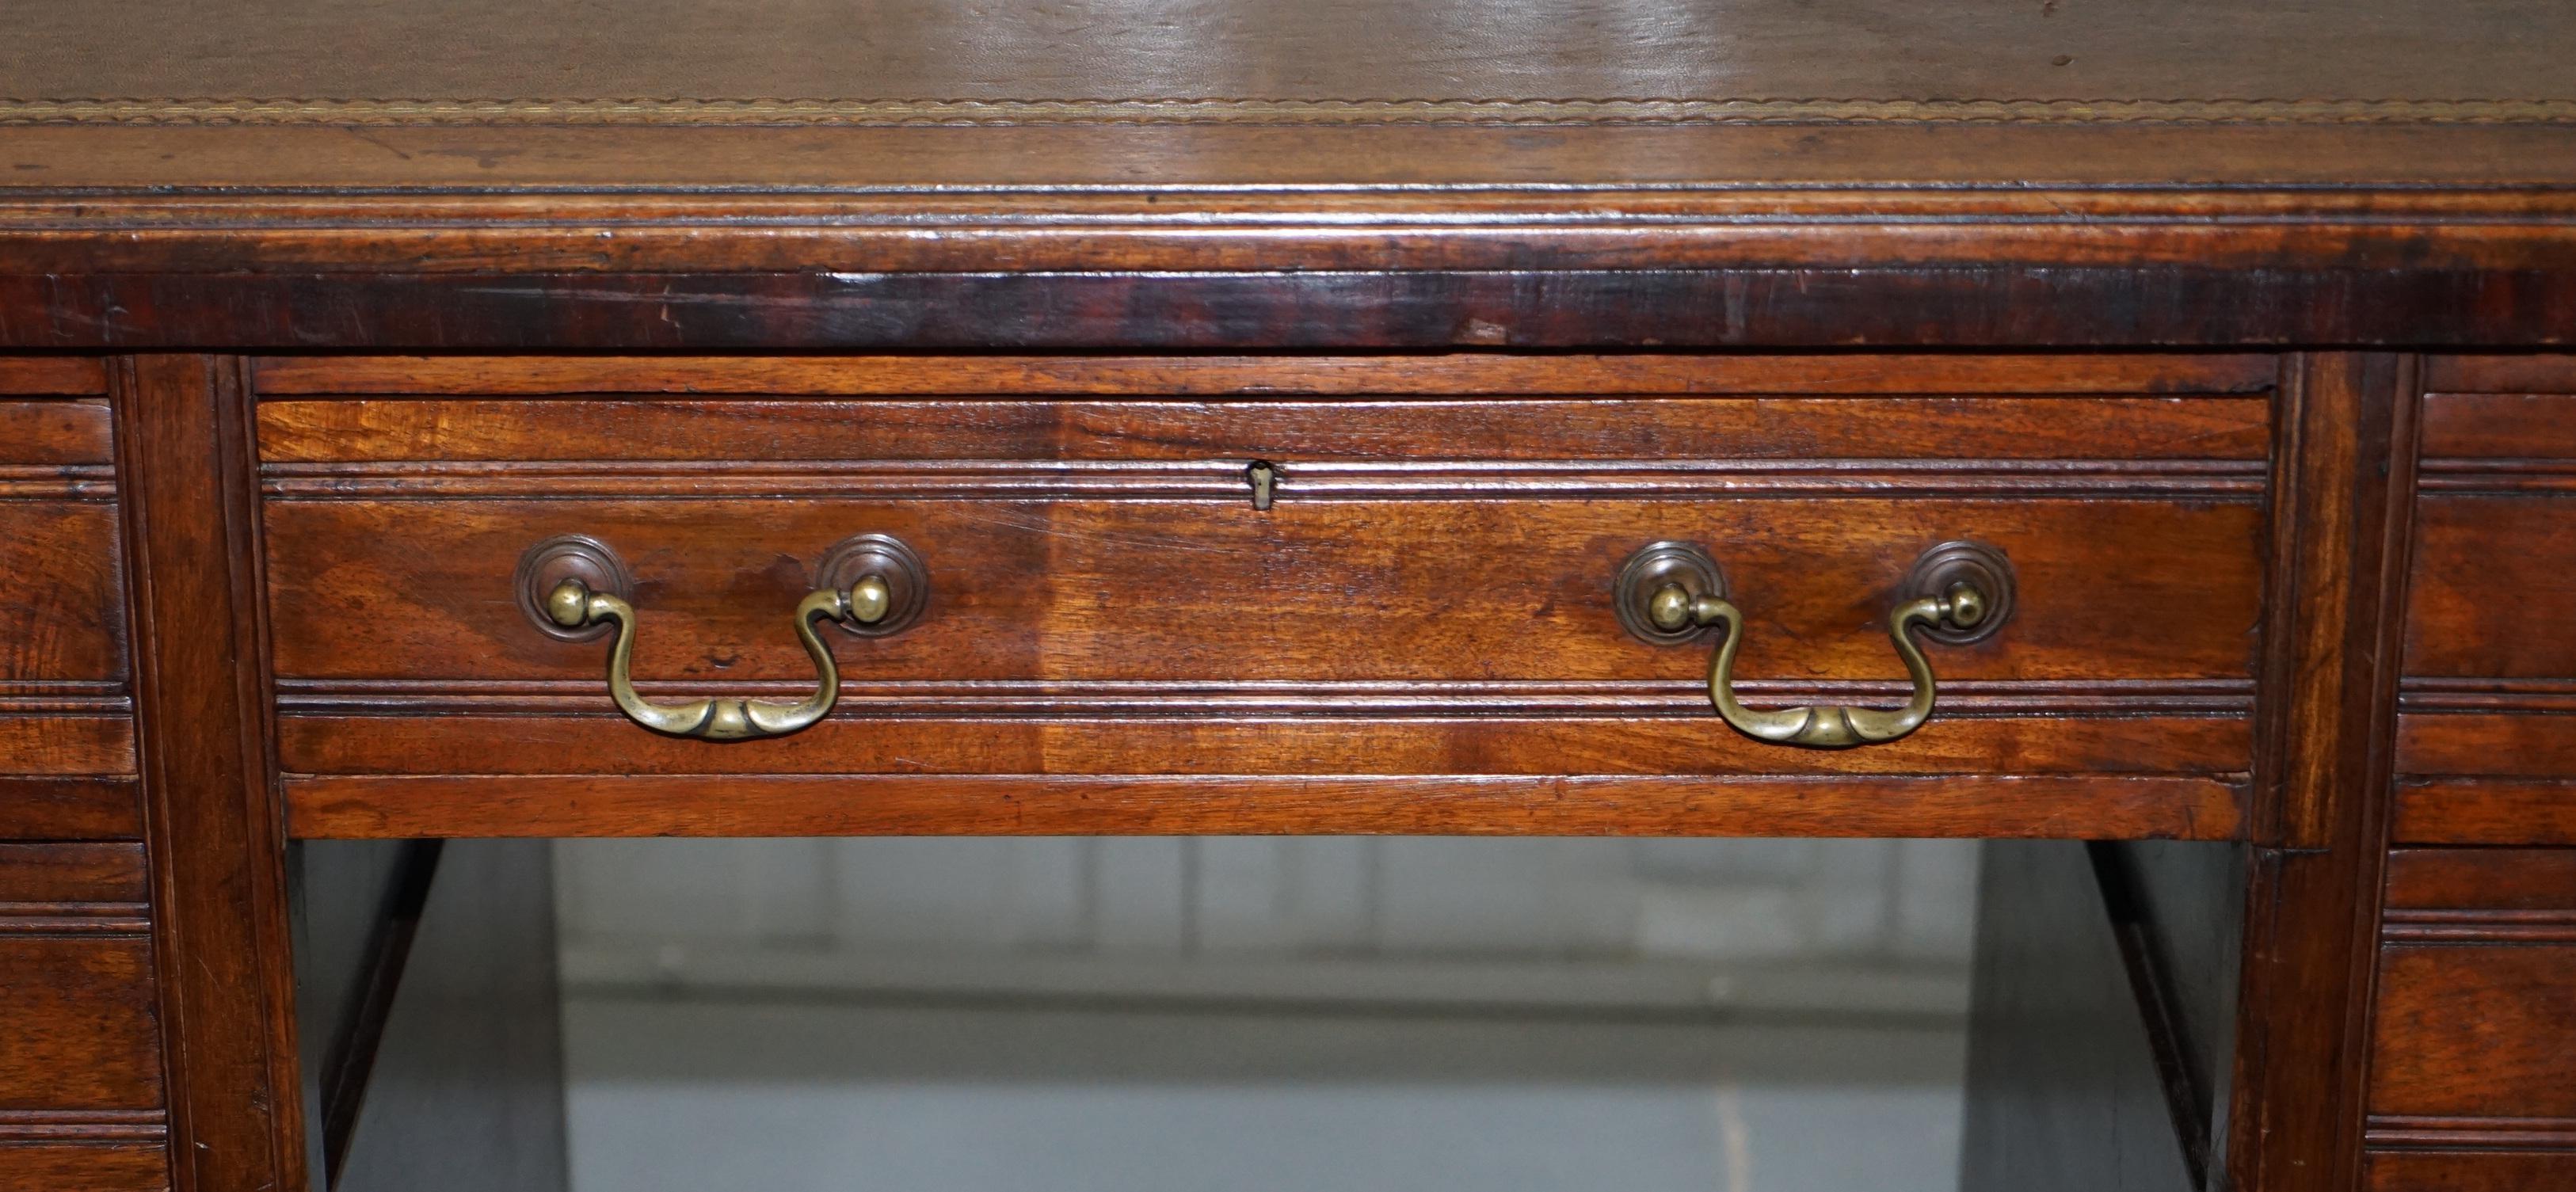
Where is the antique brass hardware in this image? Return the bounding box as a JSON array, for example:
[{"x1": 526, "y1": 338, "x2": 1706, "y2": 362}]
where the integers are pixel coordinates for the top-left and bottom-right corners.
[
  {"x1": 520, "y1": 534, "x2": 928, "y2": 741},
  {"x1": 1614, "y1": 540, "x2": 2014, "y2": 749}
]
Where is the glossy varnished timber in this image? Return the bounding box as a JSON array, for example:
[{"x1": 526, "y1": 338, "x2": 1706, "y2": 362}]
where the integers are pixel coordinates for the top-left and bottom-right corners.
[
  {"x1": 0, "y1": 843, "x2": 148, "y2": 912},
  {"x1": 115, "y1": 357, "x2": 303, "y2": 1192},
  {"x1": 261, "y1": 352, "x2": 2262, "y2": 840},
  {"x1": 2398, "y1": 356, "x2": 2576, "y2": 844},
  {"x1": 0, "y1": 1144, "x2": 172, "y2": 1192},
  {"x1": 2369, "y1": 945, "x2": 2576, "y2": 1121},
  {"x1": 2365, "y1": 1150, "x2": 2576, "y2": 1192},
  {"x1": 2221, "y1": 354, "x2": 2417, "y2": 1192},
  {"x1": 2367, "y1": 850, "x2": 2576, "y2": 1157},
  {"x1": 13, "y1": 267, "x2": 2576, "y2": 351},
  {"x1": 0, "y1": 936, "x2": 162, "y2": 1111},
  {"x1": 284, "y1": 771, "x2": 2241, "y2": 840},
  {"x1": 0, "y1": 358, "x2": 134, "y2": 841}
]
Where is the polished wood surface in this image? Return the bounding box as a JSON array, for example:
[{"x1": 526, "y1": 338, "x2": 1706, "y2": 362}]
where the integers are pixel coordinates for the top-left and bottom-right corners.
[
  {"x1": 257, "y1": 352, "x2": 2262, "y2": 840},
  {"x1": 2398, "y1": 355, "x2": 2576, "y2": 844},
  {"x1": 116, "y1": 357, "x2": 302, "y2": 1192},
  {"x1": 0, "y1": 6, "x2": 2570, "y2": 1186},
  {"x1": 0, "y1": 356, "x2": 159, "y2": 1187}
]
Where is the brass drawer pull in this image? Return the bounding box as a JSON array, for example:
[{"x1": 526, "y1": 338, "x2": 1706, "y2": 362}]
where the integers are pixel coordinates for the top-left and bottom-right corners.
[
  {"x1": 518, "y1": 533, "x2": 927, "y2": 741},
  {"x1": 1616, "y1": 541, "x2": 2013, "y2": 749}
]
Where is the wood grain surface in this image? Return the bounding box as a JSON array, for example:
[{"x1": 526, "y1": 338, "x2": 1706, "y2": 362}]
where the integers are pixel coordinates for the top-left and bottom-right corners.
[{"x1": 0, "y1": 938, "x2": 162, "y2": 1110}]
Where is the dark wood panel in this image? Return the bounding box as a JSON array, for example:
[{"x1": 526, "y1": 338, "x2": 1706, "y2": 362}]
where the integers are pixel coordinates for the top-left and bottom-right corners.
[
  {"x1": 0, "y1": 718, "x2": 138, "y2": 780},
  {"x1": 282, "y1": 771, "x2": 2244, "y2": 840},
  {"x1": 2386, "y1": 848, "x2": 2576, "y2": 912},
  {"x1": 333, "y1": 841, "x2": 567, "y2": 1192},
  {"x1": 0, "y1": 357, "x2": 108, "y2": 397},
  {"x1": 2397, "y1": 715, "x2": 2576, "y2": 779},
  {"x1": 1959, "y1": 840, "x2": 2200, "y2": 1192},
  {"x1": 2393, "y1": 779, "x2": 2576, "y2": 846},
  {"x1": 0, "y1": 1143, "x2": 170, "y2": 1192},
  {"x1": 11, "y1": 267, "x2": 2576, "y2": 351},
  {"x1": 2369, "y1": 943, "x2": 2576, "y2": 1119},
  {"x1": 279, "y1": 711, "x2": 2250, "y2": 779},
  {"x1": 257, "y1": 395, "x2": 2271, "y2": 467},
  {"x1": 250, "y1": 352, "x2": 2277, "y2": 398},
  {"x1": 0, "y1": 779, "x2": 143, "y2": 842},
  {"x1": 2225, "y1": 352, "x2": 2417, "y2": 1192},
  {"x1": 264, "y1": 498, "x2": 2265, "y2": 684},
  {"x1": 2365, "y1": 1150, "x2": 2576, "y2": 1192},
  {"x1": 0, "y1": 399, "x2": 113, "y2": 467},
  {"x1": 2421, "y1": 355, "x2": 2576, "y2": 396},
  {"x1": 2404, "y1": 497, "x2": 2576, "y2": 680},
  {"x1": 0, "y1": 502, "x2": 127, "y2": 683},
  {"x1": 115, "y1": 355, "x2": 307, "y2": 1192},
  {"x1": 2421, "y1": 393, "x2": 2576, "y2": 461},
  {"x1": 0, "y1": 937, "x2": 162, "y2": 1110},
  {"x1": 0, "y1": 844, "x2": 147, "y2": 906}
]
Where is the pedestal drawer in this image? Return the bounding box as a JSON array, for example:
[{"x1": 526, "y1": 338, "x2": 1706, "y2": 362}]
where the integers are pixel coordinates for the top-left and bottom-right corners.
[
  {"x1": 255, "y1": 352, "x2": 2273, "y2": 840},
  {"x1": 2368, "y1": 848, "x2": 2576, "y2": 1166},
  {"x1": 2398, "y1": 356, "x2": 2576, "y2": 844}
]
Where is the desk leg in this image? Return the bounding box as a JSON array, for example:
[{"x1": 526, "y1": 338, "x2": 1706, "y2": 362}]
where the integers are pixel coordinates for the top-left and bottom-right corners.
[{"x1": 118, "y1": 355, "x2": 307, "y2": 1192}]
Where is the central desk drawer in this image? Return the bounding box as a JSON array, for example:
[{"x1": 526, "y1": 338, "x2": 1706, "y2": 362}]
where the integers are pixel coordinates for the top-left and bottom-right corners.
[{"x1": 254, "y1": 353, "x2": 2272, "y2": 839}]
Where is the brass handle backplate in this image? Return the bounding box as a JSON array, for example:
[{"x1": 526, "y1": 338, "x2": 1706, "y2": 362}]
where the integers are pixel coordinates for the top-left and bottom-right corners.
[
  {"x1": 517, "y1": 533, "x2": 927, "y2": 741},
  {"x1": 1615, "y1": 540, "x2": 2014, "y2": 749}
]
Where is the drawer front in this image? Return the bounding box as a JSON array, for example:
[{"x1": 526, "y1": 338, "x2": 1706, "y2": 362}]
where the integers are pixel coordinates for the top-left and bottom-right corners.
[
  {"x1": 2366, "y1": 1151, "x2": 2576, "y2": 1192},
  {"x1": 2399, "y1": 356, "x2": 2576, "y2": 844},
  {"x1": 0, "y1": 360, "x2": 135, "y2": 841},
  {"x1": 257, "y1": 353, "x2": 2273, "y2": 839},
  {"x1": 2369, "y1": 848, "x2": 2576, "y2": 1160}
]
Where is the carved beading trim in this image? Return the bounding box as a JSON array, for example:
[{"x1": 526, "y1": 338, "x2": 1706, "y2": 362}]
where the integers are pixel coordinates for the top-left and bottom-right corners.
[{"x1": 4, "y1": 96, "x2": 2576, "y2": 126}]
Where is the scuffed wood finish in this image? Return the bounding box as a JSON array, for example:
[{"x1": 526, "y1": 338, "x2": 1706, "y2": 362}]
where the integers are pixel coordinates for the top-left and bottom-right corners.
[
  {"x1": 2365, "y1": 1151, "x2": 2576, "y2": 1192},
  {"x1": 2385, "y1": 847, "x2": 2576, "y2": 919},
  {"x1": 0, "y1": 843, "x2": 147, "y2": 909},
  {"x1": 0, "y1": 1144, "x2": 171, "y2": 1192},
  {"x1": 0, "y1": 356, "x2": 107, "y2": 397},
  {"x1": 265, "y1": 497, "x2": 2265, "y2": 684},
  {"x1": 250, "y1": 352, "x2": 2278, "y2": 398},
  {"x1": 2399, "y1": 355, "x2": 2576, "y2": 844},
  {"x1": 259, "y1": 354, "x2": 2264, "y2": 840},
  {"x1": 2225, "y1": 353, "x2": 2416, "y2": 1192},
  {"x1": 19, "y1": 267, "x2": 2576, "y2": 351},
  {"x1": 115, "y1": 356, "x2": 303, "y2": 1192},
  {"x1": 0, "y1": 937, "x2": 162, "y2": 1110},
  {"x1": 2369, "y1": 945, "x2": 2576, "y2": 1120},
  {"x1": 0, "y1": 361, "x2": 134, "y2": 846},
  {"x1": 0, "y1": 358, "x2": 155, "y2": 1190},
  {"x1": 2368, "y1": 850, "x2": 2576, "y2": 1159},
  {"x1": 284, "y1": 772, "x2": 2242, "y2": 840}
]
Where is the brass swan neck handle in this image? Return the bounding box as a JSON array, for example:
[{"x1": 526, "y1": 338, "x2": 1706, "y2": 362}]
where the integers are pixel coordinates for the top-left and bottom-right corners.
[
  {"x1": 1649, "y1": 581, "x2": 1986, "y2": 749},
  {"x1": 520, "y1": 532, "x2": 928, "y2": 741},
  {"x1": 544, "y1": 576, "x2": 890, "y2": 741},
  {"x1": 1614, "y1": 540, "x2": 2014, "y2": 750}
]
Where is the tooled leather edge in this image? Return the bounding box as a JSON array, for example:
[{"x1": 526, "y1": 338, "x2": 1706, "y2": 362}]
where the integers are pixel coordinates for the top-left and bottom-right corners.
[{"x1": 4, "y1": 96, "x2": 2576, "y2": 126}]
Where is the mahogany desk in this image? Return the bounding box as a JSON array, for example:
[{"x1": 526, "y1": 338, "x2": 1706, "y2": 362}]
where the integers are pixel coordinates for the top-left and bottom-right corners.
[{"x1": 2, "y1": 2, "x2": 2573, "y2": 1189}]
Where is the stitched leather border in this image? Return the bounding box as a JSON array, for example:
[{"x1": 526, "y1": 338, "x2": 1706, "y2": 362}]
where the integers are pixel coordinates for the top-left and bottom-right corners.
[{"x1": 6, "y1": 96, "x2": 2575, "y2": 126}]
